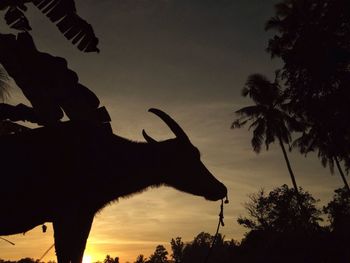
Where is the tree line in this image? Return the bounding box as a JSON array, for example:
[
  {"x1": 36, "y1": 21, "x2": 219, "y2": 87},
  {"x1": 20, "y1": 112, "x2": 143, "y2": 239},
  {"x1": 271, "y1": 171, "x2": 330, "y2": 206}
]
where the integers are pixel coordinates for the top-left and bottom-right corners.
[
  {"x1": 2, "y1": 184, "x2": 349, "y2": 263},
  {"x1": 119, "y1": 185, "x2": 350, "y2": 263}
]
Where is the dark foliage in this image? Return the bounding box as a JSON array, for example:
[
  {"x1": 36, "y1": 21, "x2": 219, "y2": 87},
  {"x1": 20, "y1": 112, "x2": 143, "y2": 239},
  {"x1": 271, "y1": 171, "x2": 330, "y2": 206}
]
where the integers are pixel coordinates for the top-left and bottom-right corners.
[
  {"x1": 147, "y1": 245, "x2": 168, "y2": 263},
  {"x1": 323, "y1": 187, "x2": 350, "y2": 261},
  {"x1": 235, "y1": 186, "x2": 350, "y2": 263},
  {"x1": 0, "y1": 258, "x2": 37, "y2": 263},
  {"x1": 324, "y1": 187, "x2": 350, "y2": 233},
  {"x1": 133, "y1": 255, "x2": 146, "y2": 263},
  {"x1": 265, "y1": 0, "x2": 350, "y2": 178},
  {"x1": 236, "y1": 0, "x2": 350, "y2": 191},
  {"x1": 238, "y1": 185, "x2": 322, "y2": 232},
  {"x1": 103, "y1": 255, "x2": 119, "y2": 263},
  {"x1": 170, "y1": 237, "x2": 184, "y2": 263},
  {"x1": 181, "y1": 232, "x2": 236, "y2": 263},
  {"x1": 0, "y1": 0, "x2": 99, "y2": 52},
  {"x1": 0, "y1": 32, "x2": 104, "y2": 126}
]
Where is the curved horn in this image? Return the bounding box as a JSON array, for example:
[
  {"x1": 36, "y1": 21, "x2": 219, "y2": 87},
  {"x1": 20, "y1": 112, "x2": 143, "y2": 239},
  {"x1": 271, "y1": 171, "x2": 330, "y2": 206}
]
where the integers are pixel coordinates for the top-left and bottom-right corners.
[
  {"x1": 142, "y1": 129, "x2": 157, "y2": 143},
  {"x1": 148, "y1": 108, "x2": 189, "y2": 140}
]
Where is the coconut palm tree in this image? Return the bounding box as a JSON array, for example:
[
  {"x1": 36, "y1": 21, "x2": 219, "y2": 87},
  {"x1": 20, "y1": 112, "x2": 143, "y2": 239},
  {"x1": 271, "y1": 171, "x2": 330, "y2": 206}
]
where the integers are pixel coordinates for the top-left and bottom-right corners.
[
  {"x1": 264, "y1": 0, "x2": 350, "y2": 189},
  {"x1": 293, "y1": 125, "x2": 350, "y2": 193},
  {"x1": 0, "y1": 0, "x2": 99, "y2": 52},
  {"x1": 232, "y1": 73, "x2": 302, "y2": 193}
]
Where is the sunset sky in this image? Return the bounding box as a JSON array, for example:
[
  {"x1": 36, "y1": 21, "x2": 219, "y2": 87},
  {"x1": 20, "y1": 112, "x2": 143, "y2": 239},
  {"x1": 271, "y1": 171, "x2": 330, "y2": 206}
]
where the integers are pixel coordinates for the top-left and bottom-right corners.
[{"x1": 0, "y1": 1, "x2": 344, "y2": 262}]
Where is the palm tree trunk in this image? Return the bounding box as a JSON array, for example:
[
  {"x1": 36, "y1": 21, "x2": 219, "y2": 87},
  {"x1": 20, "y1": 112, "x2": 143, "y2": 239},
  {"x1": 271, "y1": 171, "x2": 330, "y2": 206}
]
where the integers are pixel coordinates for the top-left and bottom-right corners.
[
  {"x1": 277, "y1": 136, "x2": 310, "y2": 229},
  {"x1": 278, "y1": 136, "x2": 299, "y2": 194},
  {"x1": 334, "y1": 156, "x2": 350, "y2": 193}
]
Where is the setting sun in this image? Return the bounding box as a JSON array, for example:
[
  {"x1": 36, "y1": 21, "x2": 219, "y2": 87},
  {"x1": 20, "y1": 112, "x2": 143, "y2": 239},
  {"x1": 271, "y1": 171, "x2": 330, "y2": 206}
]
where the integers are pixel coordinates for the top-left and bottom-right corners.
[{"x1": 82, "y1": 255, "x2": 92, "y2": 263}]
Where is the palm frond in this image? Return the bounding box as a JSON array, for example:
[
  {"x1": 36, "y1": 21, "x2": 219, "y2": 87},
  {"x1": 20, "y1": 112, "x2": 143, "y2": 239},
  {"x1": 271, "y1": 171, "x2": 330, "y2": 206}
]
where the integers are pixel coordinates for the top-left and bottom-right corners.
[
  {"x1": 252, "y1": 121, "x2": 266, "y2": 153},
  {"x1": 1, "y1": 1, "x2": 99, "y2": 52},
  {"x1": 320, "y1": 154, "x2": 327, "y2": 168},
  {"x1": 234, "y1": 71, "x2": 299, "y2": 155},
  {"x1": 241, "y1": 86, "x2": 250, "y2": 97},
  {"x1": 274, "y1": 1, "x2": 294, "y2": 17},
  {"x1": 231, "y1": 118, "x2": 249, "y2": 129},
  {"x1": 265, "y1": 122, "x2": 277, "y2": 150},
  {"x1": 4, "y1": 4, "x2": 31, "y2": 31},
  {"x1": 245, "y1": 74, "x2": 284, "y2": 106},
  {"x1": 0, "y1": 67, "x2": 10, "y2": 101},
  {"x1": 278, "y1": 121, "x2": 292, "y2": 144},
  {"x1": 244, "y1": 74, "x2": 272, "y2": 102},
  {"x1": 292, "y1": 134, "x2": 310, "y2": 154},
  {"x1": 265, "y1": 16, "x2": 282, "y2": 31},
  {"x1": 328, "y1": 157, "x2": 335, "y2": 174},
  {"x1": 235, "y1": 105, "x2": 265, "y2": 118},
  {"x1": 32, "y1": 0, "x2": 99, "y2": 52},
  {"x1": 248, "y1": 117, "x2": 266, "y2": 132},
  {"x1": 293, "y1": 131, "x2": 318, "y2": 154}
]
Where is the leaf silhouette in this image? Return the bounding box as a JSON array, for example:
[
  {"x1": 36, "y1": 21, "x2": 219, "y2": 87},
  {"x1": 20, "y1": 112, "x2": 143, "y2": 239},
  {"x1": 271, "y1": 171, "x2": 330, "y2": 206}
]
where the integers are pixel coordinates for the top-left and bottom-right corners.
[
  {"x1": 1, "y1": 0, "x2": 99, "y2": 52},
  {"x1": 32, "y1": 0, "x2": 99, "y2": 52},
  {"x1": 4, "y1": 5, "x2": 31, "y2": 31}
]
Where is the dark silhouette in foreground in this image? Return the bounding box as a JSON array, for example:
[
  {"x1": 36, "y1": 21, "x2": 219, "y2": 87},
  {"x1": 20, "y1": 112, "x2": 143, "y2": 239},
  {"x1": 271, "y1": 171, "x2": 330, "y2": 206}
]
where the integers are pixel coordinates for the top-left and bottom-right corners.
[
  {"x1": 1, "y1": 187, "x2": 349, "y2": 263},
  {"x1": 1, "y1": 0, "x2": 99, "y2": 52},
  {"x1": 0, "y1": 32, "x2": 109, "y2": 126},
  {"x1": 0, "y1": 108, "x2": 227, "y2": 263}
]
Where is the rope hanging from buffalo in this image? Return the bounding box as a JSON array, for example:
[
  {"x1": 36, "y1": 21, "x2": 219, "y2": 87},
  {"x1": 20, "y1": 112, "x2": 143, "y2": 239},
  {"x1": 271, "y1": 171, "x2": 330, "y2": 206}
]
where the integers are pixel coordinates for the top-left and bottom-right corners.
[
  {"x1": 39, "y1": 244, "x2": 55, "y2": 262},
  {"x1": 204, "y1": 196, "x2": 229, "y2": 263}
]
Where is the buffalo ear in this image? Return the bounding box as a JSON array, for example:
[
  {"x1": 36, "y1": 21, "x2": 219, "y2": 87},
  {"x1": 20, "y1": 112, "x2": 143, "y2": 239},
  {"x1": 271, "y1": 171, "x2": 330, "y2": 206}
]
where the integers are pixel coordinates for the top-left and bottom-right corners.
[{"x1": 142, "y1": 129, "x2": 157, "y2": 143}]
